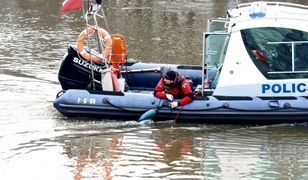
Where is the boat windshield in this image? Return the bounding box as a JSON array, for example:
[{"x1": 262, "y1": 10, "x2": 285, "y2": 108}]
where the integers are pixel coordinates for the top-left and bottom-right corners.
[
  {"x1": 202, "y1": 19, "x2": 229, "y2": 93},
  {"x1": 203, "y1": 33, "x2": 229, "y2": 90},
  {"x1": 241, "y1": 27, "x2": 308, "y2": 79}
]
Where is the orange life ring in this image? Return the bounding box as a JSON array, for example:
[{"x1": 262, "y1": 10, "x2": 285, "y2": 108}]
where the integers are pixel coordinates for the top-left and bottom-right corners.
[{"x1": 77, "y1": 26, "x2": 112, "y2": 62}]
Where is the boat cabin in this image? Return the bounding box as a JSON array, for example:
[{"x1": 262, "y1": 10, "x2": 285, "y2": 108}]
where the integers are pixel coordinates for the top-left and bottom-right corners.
[{"x1": 204, "y1": 2, "x2": 308, "y2": 97}]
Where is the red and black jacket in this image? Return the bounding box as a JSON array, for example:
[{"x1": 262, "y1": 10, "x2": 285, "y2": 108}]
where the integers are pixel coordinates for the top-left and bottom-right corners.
[{"x1": 154, "y1": 73, "x2": 194, "y2": 106}]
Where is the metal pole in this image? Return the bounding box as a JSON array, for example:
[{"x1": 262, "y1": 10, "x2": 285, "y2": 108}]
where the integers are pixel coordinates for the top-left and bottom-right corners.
[{"x1": 83, "y1": 0, "x2": 96, "y2": 90}]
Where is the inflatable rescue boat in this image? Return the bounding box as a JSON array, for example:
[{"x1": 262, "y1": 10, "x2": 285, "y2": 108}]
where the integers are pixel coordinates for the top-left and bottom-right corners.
[{"x1": 54, "y1": 1, "x2": 308, "y2": 124}]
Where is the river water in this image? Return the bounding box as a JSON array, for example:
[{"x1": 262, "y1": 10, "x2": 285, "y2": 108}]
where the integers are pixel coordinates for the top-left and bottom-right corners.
[{"x1": 1, "y1": 0, "x2": 308, "y2": 179}]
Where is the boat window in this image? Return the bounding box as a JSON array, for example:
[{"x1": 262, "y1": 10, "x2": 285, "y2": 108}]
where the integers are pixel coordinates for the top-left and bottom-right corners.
[
  {"x1": 203, "y1": 33, "x2": 229, "y2": 90},
  {"x1": 241, "y1": 27, "x2": 308, "y2": 79}
]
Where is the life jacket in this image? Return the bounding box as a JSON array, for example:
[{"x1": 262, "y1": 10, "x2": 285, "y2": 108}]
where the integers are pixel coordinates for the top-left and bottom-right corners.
[{"x1": 108, "y1": 34, "x2": 127, "y2": 76}]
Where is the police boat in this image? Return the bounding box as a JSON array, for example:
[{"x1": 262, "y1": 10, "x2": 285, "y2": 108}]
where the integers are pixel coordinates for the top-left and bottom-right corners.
[{"x1": 54, "y1": 1, "x2": 308, "y2": 124}]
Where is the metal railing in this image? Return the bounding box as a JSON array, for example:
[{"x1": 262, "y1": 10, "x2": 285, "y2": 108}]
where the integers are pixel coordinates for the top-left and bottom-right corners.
[{"x1": 239, "y1": 2, "x2": 308, "y2": 11}]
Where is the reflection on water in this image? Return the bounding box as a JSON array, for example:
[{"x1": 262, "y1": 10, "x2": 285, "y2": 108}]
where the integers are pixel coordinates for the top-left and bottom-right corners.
[
  {"x1": 1, "y1": 0, "x2": 308, "y2": 179},
  {"x1": 50, "y1": 123, "x2": 308, "y2": 179}
]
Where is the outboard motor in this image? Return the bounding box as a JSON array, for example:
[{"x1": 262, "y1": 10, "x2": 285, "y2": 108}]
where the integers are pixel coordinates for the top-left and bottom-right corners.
[{"x1": 58, "y1": 45, "x2": 107, "y2": 90}]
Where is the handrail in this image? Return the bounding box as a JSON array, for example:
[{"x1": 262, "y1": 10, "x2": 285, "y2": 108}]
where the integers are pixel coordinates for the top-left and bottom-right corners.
[
  {"x1": 238, "y1": 2, "x2": 308, "y2": 10},
  {"x1": 268, "y1": 71, "x2": 308, "y2": 74},
  {"x1": 267, "y1": 41, "x2": 308, "y2": 45}
]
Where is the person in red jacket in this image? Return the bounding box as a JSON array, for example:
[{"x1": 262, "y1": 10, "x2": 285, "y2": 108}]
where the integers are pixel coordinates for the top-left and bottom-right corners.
[{"x1": 154, "y1": 70, "x2": 194, "y2": 108}]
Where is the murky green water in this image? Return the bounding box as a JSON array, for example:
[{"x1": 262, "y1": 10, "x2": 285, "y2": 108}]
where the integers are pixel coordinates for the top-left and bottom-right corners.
[{"x1": 1, "y1": 0, "x2": 308, "y2": 179}]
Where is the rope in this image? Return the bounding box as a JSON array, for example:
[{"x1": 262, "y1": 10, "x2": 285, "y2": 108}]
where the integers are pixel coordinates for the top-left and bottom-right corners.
[
  {"x1": 99, "y1": 96, "x2": 308, "y2": 122},
  {"x1": 103, "y1": 98, "x2": 166, "y2": 114},
  {"x1": 103, "y1": 98, "x2": 145, "y2": 113}
]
